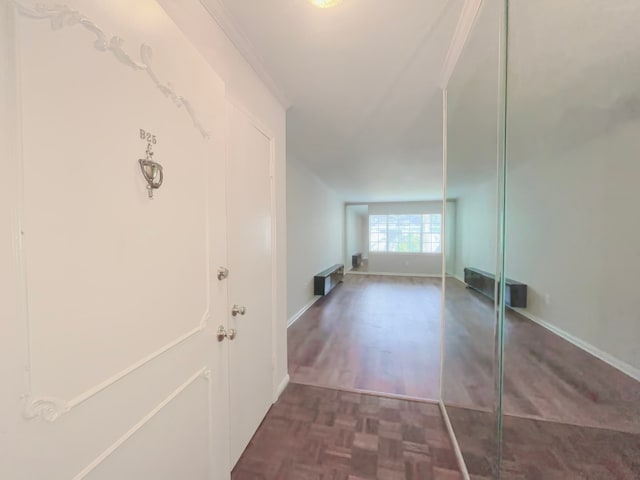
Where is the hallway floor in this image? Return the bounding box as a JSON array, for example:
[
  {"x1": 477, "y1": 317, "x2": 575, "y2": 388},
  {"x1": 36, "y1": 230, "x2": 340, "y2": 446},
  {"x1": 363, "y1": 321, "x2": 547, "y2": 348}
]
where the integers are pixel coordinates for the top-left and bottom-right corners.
[
  {"x1": 232, "y1": 383, "x2": 462, "y2": 480},
  {"x1": 288, "y1": 274, "x2": 441, "y2": 400},
  {"x1": 288, "y1": 274, "x2": 639, "y2": 432}
]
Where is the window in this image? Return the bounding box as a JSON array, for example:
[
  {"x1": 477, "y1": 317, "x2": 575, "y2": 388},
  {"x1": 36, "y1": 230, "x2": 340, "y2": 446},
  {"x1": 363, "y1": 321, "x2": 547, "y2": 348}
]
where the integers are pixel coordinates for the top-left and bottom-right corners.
[
  {"x1": 369, "y1": 214, "x2": 442, "y2": 253},
  {"x1": 422, "y1": 214, "x2": 442, "y2": 253}
]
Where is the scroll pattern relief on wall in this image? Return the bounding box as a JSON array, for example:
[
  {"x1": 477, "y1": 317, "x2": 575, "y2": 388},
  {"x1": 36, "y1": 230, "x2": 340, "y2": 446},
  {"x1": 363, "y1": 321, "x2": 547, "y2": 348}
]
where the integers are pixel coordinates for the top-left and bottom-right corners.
[
  {"x1": 72, "y1": 368, "x2": 213, "y2": 480},
  {"x1": 12, "y1": 0, "x2": 212, "y2": 138},
  {"x1": 13, "y1": 0, "x2": 215, "y2": 422}
]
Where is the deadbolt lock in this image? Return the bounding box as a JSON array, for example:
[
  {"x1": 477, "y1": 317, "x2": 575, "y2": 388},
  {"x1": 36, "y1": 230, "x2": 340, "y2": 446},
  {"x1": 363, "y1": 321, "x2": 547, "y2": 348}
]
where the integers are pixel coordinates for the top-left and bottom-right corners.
[
  {"x1": 231, "y1": 304, "x2": 247, "y2": 316},
  {"x1": 216, "y1": 325, "x2": 236, "y2": 341}
]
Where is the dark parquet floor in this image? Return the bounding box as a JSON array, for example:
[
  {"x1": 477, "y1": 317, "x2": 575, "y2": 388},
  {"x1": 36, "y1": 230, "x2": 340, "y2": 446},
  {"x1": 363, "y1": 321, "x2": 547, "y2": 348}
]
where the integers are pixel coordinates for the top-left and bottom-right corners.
[
  {"x1": 232, "y1": 383, "x2": 462, "y2": 480},
  {"x1": 446, "y1": 406, "x2": 640, "y2": 480}
]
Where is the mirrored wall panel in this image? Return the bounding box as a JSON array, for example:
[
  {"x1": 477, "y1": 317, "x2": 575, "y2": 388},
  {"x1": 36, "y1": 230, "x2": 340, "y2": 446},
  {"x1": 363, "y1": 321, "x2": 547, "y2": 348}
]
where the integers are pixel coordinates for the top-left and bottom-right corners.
[
  {"x1": 501, "y1": 0, "x2": 640, "y2": 477},
  {"x1": 442, "y1": 0, "x2": 505, "y2": 477}
]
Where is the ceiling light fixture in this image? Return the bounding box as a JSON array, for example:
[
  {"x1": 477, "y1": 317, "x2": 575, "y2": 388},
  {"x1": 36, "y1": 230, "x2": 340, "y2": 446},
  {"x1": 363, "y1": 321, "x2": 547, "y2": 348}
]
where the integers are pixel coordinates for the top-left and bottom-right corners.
[{"x1": 309, "y1": 0, "x2": 342, "y2": 8}]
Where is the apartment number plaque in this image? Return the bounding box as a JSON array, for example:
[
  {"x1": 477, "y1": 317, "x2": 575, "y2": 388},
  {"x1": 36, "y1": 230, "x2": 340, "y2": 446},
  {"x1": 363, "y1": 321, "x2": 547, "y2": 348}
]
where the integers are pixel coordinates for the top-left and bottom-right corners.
[
  {"x1": 139, "y1": 128, "x2": 158, "y2": 145},
  {"x1": 138, "y1": 129, "x2": 163, "y2": 199}
]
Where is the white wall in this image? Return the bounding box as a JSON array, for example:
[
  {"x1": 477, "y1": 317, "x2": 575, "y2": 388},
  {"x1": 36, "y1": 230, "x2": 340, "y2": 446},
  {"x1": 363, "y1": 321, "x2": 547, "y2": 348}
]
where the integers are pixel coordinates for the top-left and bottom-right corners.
[
  {"x1": 450, "y1": 102, "x2": 640, "y2": 379},
  {"x1": 367, "y1": 201, "x2": 443, "y2": 276},
  {"x1": 452, "y1": 124, "x2": 640, "y2": 375},
  {"x1": 452, "y1": 181, "x2": 497, "y2": 279},
  {"x1": 158, "y1": 0, "x2": 289, "y2": 391},
  {"x1": 287, "y1": 161, "x2": 344, "y2": 322},
  {"x1": 502, "y1": 0, "x2": 640, "y2": 375},
  {"x1": 505, "y1": 119, "x2": 640, "y2": 375}
]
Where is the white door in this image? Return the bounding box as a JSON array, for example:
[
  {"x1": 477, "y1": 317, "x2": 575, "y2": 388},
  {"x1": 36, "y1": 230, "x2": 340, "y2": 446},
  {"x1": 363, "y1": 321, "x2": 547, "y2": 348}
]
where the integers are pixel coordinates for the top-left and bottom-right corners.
[
  {"x1": 226, "y1": 104, "x2": 275, "y2": 466},
  {"x1": 1, "y1": 2, "x2": 230, "y2": 479}
]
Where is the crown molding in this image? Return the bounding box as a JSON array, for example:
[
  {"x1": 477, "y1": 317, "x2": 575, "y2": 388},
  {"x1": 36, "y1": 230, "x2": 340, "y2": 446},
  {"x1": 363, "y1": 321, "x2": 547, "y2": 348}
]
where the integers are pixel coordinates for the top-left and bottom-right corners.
[
  {"x1": 198, "y1": 0, "x2": 291, "y2": 109},
  {"x1": 440, "y1": 0, "x2": 484, "y2": 90}
]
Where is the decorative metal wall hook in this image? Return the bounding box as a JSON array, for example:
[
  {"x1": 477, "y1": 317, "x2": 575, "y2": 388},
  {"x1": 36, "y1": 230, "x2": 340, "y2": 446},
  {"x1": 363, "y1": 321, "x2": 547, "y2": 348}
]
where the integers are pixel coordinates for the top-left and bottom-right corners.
[{"x1": 139, "y1": 142, "x2": 163, "y2": 199}]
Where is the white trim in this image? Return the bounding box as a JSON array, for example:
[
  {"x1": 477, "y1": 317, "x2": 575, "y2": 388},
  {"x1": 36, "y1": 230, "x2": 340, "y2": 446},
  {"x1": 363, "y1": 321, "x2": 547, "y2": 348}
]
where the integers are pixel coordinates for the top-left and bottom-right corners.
[
  {"x1": 22, "y1": 322, "x2": 207, "y2": 422},
  {"x1": 439, "y1": 0, "x2": 484, "y2": 89},
  {"x1": 439, "y1": 401, "x2": 470, "y2": 480},
  {"x1": 274, "y1": 374, "x2": 289, "y2": 401},
  {"x1": 346, "y1": 271, "x2": 441, "y2": 278},
  {"x1": 287, "y1": 295, "x2": 321, "y2": 328},
  {"x1": 198, "y1": 0, "x2": 290, "y2": 109},
  {"x1": 440, "y1": 89, "x2": 448, "y2": 403},
  {"x1": 512, "y1": 308, "x2": 640, "y2": 382},
  {"x1": 73, "y1": 368, "x2": 212, "y2": 479}
]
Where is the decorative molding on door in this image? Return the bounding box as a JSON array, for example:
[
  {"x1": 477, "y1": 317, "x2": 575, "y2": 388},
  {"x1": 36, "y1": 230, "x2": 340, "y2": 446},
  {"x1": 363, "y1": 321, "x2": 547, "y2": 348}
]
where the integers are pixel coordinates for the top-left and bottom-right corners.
[
  {"x1": 12, "y1": 0, "x2": 213, "y2": 422},
  {"x1": 198, "y1": 0, "x2": 291, "y2": 109},
  {"x1": 22, "y1": 317, "x2": 209, "y2": 422},
  {"x1": 72, "y1": 367, "x2": 212, "y2": 479},
  {"x1": 12, "y1": 0, "x2": 212, "y2": 138},
  {"x1": 439, "y1": 0, "x2": 484, "y2": 89}
]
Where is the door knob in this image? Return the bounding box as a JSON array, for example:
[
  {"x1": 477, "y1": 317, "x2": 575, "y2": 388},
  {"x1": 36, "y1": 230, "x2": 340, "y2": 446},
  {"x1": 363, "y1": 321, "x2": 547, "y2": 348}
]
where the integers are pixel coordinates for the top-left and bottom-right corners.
[
  {"x1": 231, "y1": 304, "x2": 246, "y2": 316},
  {"x1": 216, "y1": 325, "x2": 236, "y2": 341}
]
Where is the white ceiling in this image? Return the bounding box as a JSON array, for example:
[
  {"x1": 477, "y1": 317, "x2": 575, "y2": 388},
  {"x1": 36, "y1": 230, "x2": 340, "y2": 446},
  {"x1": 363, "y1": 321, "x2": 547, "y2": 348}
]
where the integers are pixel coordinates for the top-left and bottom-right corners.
[
  {"x1": 445, "y1": 0, "x2": 640, "y2": 196},
  {"x1": 212, "y1": 0, "x2": 464, "y2": 202}
]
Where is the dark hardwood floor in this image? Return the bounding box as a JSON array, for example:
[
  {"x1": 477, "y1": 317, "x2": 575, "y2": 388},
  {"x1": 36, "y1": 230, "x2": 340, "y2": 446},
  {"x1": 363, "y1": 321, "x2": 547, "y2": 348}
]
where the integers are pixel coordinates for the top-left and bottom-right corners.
[
  {"x1": 286, "y1": 274, "x2": 640, "y2": 478},
  {"x1": 443, "y1": 277, "x2": 640, "y2": 434},
  {"x1": 232, "y1": 383, "x2": 462, "y2": 480},
  {"x1": 288, "y1": 274, "x2": 442, "y2": 400}
]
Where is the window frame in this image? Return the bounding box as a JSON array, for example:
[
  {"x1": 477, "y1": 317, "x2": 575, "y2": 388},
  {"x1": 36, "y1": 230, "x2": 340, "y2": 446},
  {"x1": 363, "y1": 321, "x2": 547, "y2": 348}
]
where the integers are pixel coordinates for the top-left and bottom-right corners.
[{"x1": 368, "y1": 213, "x2": 442, "y2": 255}]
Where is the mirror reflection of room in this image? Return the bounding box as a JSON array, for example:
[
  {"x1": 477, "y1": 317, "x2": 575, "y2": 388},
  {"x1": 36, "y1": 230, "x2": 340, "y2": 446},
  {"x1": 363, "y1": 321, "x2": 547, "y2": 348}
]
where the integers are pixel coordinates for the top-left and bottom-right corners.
[{"x1": 441, "y1": 0, "x2": 640, "y2": 478}]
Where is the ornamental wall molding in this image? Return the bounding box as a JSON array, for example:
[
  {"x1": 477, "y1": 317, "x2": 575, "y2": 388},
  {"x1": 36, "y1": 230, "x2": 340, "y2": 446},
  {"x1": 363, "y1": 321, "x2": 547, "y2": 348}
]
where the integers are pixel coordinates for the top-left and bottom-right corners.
[{"x1": 13, "y1": 0, "x2": 212, "y2": 138}]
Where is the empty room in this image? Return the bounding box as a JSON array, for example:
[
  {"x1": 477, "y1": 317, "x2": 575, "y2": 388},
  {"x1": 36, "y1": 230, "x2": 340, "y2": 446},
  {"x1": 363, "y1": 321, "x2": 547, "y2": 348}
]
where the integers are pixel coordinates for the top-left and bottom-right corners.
[{"x1": 2, "y1": 1, "x2": 639, "y2": 479}]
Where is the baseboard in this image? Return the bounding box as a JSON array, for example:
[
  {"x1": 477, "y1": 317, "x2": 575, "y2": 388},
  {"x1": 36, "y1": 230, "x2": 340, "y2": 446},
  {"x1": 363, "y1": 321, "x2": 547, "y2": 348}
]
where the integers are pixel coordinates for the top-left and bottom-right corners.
[
  {"x1": 274, "y1": 374, "x2": 290, "y2": 401},
  {"x1": 287, "y1": 296, "x2": 321, "y2": 328},
  {"x1": 512, "y1": 308, "x2": 640, "y2": 382},
  {"x1": 346, "y1": 271, "x2": 442, "y2": 278},
  {"x1": 439, "y1": 401, "x2": 470, "y2": 480}
]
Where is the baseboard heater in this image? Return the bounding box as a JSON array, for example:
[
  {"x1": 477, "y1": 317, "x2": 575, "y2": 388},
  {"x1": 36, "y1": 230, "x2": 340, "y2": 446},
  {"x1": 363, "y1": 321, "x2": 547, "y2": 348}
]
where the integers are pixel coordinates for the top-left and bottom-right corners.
[
  {"x1": 314, "y1": 264, "x2": 344, "y2": 296},
  {"x1": 464, "y1": 267, "x2": 527, "y2": 308},
  {"x1": 352, "y1": 253, "x2": 363, "y2": 268}
]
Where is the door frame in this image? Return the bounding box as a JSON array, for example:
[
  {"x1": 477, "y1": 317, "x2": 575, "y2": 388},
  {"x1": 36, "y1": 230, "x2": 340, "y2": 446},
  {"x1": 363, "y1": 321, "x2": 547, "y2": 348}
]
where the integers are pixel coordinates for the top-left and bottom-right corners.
[{"x1": 225, "y1": 97, "x2": 279, "y2": 403}]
